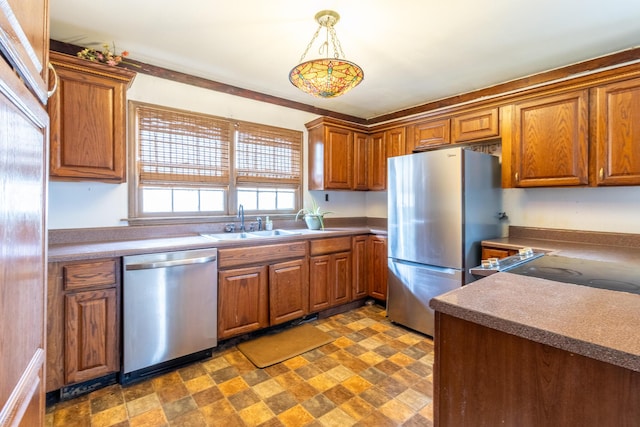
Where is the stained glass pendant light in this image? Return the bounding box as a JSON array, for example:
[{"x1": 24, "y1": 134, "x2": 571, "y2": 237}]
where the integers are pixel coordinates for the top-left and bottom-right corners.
[{"x1": 289, "y1": 10, "x2": 364, "y2": 98}]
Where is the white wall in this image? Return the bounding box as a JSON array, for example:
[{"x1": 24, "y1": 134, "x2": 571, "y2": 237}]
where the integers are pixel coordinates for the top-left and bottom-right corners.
[
  {"x1": 48, "y1": 74, "x2": 369, "y2": 229},
  {"x1": 502, "y1": 187, "x2": 640, "y2": 233},
  {"x1": 48, "y1": 74, "x2": 640, "y2": 234},
  {"x1": 365, "y1": 186, "x2": 640, "y2": 234}
]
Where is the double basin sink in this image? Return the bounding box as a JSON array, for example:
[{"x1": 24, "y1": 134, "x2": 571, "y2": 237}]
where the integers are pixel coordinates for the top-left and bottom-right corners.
[{"x1": 200, "y1": 229, "x2": 302, "y2": 242}]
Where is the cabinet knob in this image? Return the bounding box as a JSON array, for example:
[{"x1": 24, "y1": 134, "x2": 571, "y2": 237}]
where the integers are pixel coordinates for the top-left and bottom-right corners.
[
  {"x1": 599, "y1": 167, "x2": 604, "y2": 180},
  {"x1": 515, "y1": 172, "x2": 519, "y2": 182},
  {"x1": 47, "y1": 63, "x2": 59, "y2": 98}
]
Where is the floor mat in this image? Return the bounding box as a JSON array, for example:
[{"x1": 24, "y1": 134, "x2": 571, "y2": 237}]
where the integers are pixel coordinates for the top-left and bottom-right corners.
[{"x1": 237, "y1": 323, "x2": 334, "y2": 368}]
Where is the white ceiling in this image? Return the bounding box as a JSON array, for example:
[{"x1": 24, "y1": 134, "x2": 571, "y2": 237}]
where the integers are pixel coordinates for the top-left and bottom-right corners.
[{"x1": 49, "y1": 0, "x2": 640, "y2": 119}]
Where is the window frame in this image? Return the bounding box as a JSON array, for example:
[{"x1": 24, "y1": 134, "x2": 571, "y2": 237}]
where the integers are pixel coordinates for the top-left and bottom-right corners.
[{"x1": 127, "y1": 101, "x2": 303, "y2": 223}]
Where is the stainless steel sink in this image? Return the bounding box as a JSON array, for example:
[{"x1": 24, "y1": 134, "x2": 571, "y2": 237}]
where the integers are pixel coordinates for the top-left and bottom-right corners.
[
  {"x1": 200, "y1": 232, "x2": 261, "y2": 241},
  {"x1": 248, "y1": 229, "x2": 302, "y2": 237},
  {"x1": 200, "y1": 229, "x2": 302, "y2": 241}
]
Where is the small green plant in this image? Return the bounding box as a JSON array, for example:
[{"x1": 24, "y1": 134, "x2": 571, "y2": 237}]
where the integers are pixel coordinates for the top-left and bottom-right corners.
[{"x1": 295, "y1": 199, "x2": 332, "y2": 230}]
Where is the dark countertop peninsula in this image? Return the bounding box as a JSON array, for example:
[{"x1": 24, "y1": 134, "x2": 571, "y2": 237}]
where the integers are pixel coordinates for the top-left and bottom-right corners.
[
  {"x1": 431, "y1": 271, "x2": 640, "y2": 372},
  {"x1": 430, "y1": 226, "x2": 640, "y2": 425},
  {"x1": 437, "y1": 226, "x2": 640, "y2": 370}
]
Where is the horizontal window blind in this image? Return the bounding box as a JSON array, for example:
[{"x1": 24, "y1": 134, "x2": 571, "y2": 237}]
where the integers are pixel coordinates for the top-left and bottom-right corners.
[
  {"x1": 235, "y1": 122, "x2": 302, "y2": 185},
  {"x1": 135, "y1": 105, "x2": 231, "y2": 185}
]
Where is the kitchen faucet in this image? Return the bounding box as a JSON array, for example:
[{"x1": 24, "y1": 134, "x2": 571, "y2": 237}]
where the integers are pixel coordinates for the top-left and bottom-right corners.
[{"x1": 238, "y1": 204, "x2": 245, "y2": 232}]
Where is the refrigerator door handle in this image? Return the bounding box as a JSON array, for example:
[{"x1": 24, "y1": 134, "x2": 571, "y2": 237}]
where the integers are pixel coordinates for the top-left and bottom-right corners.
[{"x1": 389, "y1": 258, "x2": 459, "y2": 275}]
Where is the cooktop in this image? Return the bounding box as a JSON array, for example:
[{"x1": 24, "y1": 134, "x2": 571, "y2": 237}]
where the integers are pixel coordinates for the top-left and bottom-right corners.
[{"x1": 507, "y1": 255, "x2": 640, "y2": 295}]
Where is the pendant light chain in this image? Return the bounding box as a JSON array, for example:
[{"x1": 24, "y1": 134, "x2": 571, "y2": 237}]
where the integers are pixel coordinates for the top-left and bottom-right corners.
[
  {"x1": 298, "y1": 24, "x2": 322, "y2": 63},
  {"x1": 328, "y1": 25, "x2": 346, "y2": 60}
]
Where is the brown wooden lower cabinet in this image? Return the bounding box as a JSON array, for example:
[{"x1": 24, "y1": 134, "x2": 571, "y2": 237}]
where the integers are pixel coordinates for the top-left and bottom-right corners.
[
  {"x1": 47, "y1": 258, "x2": 121, "y2": 392},
  {"x1": 481, "y1": 245, "x2": 518, "y2": 259},
  {"x1": 218, "y1": 265, "x2": 269, "y2": 340},
  {"x1": 352, "y1": 235, "x2": 368, "y2": 300},
  {"x1": 308, "y1": 255, "x2": 331, "y2": 312},
  {"x1": 309, "y1": 237, "x2": 353, "y2": 311},
  {"x1": 367, "y1": 235, "x2": 388, "y2": 300},
  {"x1": 64, "y1": 288, "x2": 118, "y2": 384},
  {"x1": 217, "y1": 242, "x2": 310, "y2": 340},
  {"x1": 309, "y1": 252, "x2": 352, "y2": 311},
  {"x1": 269, "y1": 258, "x2": 309, "y2": 325},
  {"x1": 434, "y1": 313, "x2": 640, "y2": 426}
]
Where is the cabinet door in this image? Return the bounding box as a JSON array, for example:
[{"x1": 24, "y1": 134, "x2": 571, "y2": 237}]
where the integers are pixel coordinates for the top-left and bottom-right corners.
[
  {"x1": 49, "y1": 52, "x2": 135, "y2": 182},
  {"x1": 592, "y1": 78, "x2": 640, "y2": 185},
  {"x1": 332, "y1": 251, "x2": 352, "y2": 306},
  {"x1": 65, "y1": 288, "x2": 119, "y2": 384},
  {"x1": 309, "y1": 255, "x2": 332, "y2": 312},
  {"x1": 218, "y1": 266, "x2": 269, "y2": 339},
  {"x1": 512, "y1": 90, "x2": 589, "y2": 187},
  {"x1": 386, "y1": 127, "x2": 407, "y2": 157},
  {"x1": 269, "y1": 258, "x2": 309, "y2": 325},
  {"x1": 412, "y1": 118, "x2": 450, "y2": 151},
  {"x1": 452, "y1": 107, "x2": 499, "y2": 143},
  {"x1": 352, "y1": 236, "x2": 368, "y2": 300},
  {"x1": 368, "y1": 236, "x2": 388, "y2": 300},
  {"x1": 353, "y1": 131, "x2": 369, "y2": 190},
  {"x1": 367, "y1": 132, "x2": 386, "y2": 190},
  {"x1": 0, "y1": 3, "x2": 48, "y2": 423},
  {"x1": 324, "y1": 126, "x2": 354, "y2": 189}
]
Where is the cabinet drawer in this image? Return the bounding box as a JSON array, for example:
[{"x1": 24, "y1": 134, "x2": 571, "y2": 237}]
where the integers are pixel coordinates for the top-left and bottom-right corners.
[
  {"x1": 481, "y1": 247, "x2": 518, "y2": 260},
  {"x1": 451, "y1": 107, "x2": 499, "y2": 143},
  {"x1": 63, "y1": 260, "x2": 117, "y2": 290},
  {"x1": 218, "y1": 241, "x2": 307, "y2": 269},
  {"x1": 412, "y1": 118, "x2": 451, "y2": 151},
  {"x1": 310, "y1": 236, "x2": 352, "y2": 256}
]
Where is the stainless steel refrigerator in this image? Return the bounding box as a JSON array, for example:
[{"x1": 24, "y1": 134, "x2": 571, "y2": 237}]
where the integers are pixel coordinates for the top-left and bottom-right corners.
[{"x1": 387, "y1": 147, "x2": 502, "y2": 337}]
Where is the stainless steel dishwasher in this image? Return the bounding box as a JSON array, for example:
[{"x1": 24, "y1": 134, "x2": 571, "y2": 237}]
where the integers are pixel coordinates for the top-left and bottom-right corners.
[{"x1": 122, "y1": 248, "x2": 217, "y2": 384}]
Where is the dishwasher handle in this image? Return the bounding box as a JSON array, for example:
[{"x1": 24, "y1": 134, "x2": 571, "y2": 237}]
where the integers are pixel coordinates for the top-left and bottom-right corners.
[{"x1": 125, "y1": 255, "x2": 217, "y2": 270}]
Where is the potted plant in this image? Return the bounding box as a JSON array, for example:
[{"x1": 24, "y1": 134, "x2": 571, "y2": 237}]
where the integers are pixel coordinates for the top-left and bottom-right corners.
[{"x1": 295, "y1": 199, "x2": 332, "y2": 230}]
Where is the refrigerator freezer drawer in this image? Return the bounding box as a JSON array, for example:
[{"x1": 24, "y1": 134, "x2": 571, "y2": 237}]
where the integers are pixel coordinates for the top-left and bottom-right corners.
[{"x1": 387, "y1": 259, "x2": 463, "y2": 337}]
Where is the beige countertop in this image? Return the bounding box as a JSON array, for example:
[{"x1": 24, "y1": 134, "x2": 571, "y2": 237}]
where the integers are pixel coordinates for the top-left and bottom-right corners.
[
  {"x1": 48, "y1": 227, "x2": 385, "y2": 262},
  {"x1": 430, "y1": 272, "x2": 640, "y2": 372}
]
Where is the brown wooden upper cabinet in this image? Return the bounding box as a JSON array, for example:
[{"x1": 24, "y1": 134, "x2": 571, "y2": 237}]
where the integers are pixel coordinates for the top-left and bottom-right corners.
[
  {"x1": 353, "y1": 131, "x2": 369, "y2": 190},
  {"x1": 591, "y1": 77, "x2": 640, "y2": 186},
  {"x1": 411, "y1": 107, "x2": 499, "y2": 152},
  {"x1": 451, "y1": 107, "x2": 500, "y2": 143},
  {"x1": 307, "y1": 120, "x2": 356, "y2": 190},
  {"x1": 411, "y1": 118, "x2": 451, "y2": 151},
  {"x1": 385, "y1": 126, "x2": 407, "y2": 158},
  {"x1": 48, "y1": 51, "x2": 136, "y2": 182},
  {"x1": 368, "y1": 132, "x2": 386, "y2": 190},
  {"x1": 306, "y1": 118, "x2": 395, "y2": 191},
  {"x1": 509, "y1": 89, "x2": 589, "y2": 187},
  {"x1": 367, "y1": 126, "x2": 406, "y2": 191}
]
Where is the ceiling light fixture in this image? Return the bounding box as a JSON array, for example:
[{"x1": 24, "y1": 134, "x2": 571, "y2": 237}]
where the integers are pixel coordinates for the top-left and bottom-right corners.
[{"x1": 289, "y1": 10, "x2": 364, "y2": 98}]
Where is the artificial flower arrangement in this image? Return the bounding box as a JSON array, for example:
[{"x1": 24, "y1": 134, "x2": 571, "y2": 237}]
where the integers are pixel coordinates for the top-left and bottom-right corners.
[{"x1": 77, "y1": 43, "x2": 129, "y2": 66}]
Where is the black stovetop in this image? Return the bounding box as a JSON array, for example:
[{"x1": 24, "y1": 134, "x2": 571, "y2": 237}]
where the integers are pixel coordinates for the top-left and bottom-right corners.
[{"x1": 507, "y1": 255, "x2": 640, "y2": 295}]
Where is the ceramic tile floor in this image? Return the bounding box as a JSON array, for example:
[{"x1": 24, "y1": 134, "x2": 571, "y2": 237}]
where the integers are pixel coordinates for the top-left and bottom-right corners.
[{"x1": 46, "y1": 304, "x2": 434, "y2": 427}]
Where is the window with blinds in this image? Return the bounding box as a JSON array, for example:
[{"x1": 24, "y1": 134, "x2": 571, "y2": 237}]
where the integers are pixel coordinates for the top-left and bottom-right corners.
[
  {"x1": 136, "y1": 105, "x2": 231, "y2": 185},
  {"x1": 129, "y1": 101, "x2": 303, "y2": 219},
  {"x1": 235, "y1": 122, "x2": 301, "y2": 184}
]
